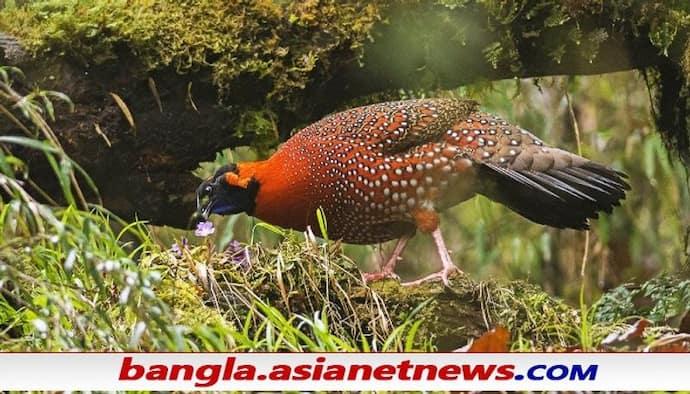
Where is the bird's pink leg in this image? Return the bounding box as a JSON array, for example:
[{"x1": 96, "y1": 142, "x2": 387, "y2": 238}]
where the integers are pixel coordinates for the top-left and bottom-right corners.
[
  {"x1": 402, "y1": 227, "x2": 460, "y2": 286},
  {"x1": 362, "y1": 235, "x2": 410, "y2": 283}
]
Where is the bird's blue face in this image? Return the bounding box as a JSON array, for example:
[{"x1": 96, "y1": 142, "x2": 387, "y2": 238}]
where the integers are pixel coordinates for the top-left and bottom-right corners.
[
  {"x1": 196, "y1": 180, "x2": 237, "y2": 218},
  {"x1": 195, "y1": 165, "x2": 259, "y2": 220}
]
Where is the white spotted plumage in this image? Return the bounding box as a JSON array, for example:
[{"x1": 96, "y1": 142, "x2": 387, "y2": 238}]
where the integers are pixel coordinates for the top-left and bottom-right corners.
[{"x1": 266, "y1": 98, "x2": 552, "y2": 243}]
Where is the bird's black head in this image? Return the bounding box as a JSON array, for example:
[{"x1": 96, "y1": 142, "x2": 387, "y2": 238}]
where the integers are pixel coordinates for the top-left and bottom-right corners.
[{"x1": 195, "y1": 164, "x2": 259, "y2": 221}]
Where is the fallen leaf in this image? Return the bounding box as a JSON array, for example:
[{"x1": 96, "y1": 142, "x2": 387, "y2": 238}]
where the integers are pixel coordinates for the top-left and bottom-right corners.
[
  {"x1": 456, "y1": 327, "x2": 510, "y2": 352},
  {"x1": 645, "y1": 333, "x2": 690, "y2": 352},
  {"x1": 601, "y1": 318, "x2": 650, "y2": 349},
  {"x1": 109, "y1": 92, "x2": 136, "y2": 132}
]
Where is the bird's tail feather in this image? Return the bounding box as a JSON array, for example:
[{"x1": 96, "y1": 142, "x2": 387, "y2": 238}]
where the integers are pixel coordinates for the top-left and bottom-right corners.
[{"x1": 477, "y1": 161, "x2": 630, "y2": 230}]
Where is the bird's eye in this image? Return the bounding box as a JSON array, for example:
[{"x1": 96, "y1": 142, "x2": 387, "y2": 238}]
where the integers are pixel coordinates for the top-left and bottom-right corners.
[{"x1": 204, "y1": 185, "x2": 212, "y2": 194}]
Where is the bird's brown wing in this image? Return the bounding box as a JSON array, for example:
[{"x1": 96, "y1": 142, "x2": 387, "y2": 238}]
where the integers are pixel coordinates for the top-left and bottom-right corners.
[{"x1": 300, "y1": 98, "x2": 478, "y2": 155}]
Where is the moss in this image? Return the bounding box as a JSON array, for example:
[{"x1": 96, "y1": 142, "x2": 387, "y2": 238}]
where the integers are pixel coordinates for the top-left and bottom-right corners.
[
  {"x1": 162, "y1": 231, "x2": 607, "y2": 350},
  {"x1": 433, "y1": 0, "x2": 690, "y2": 74},
  {"x1": 11, "y1": 0, "x2": 685, "y2": 97},
  {"x1": 0, "y1": 0, "x2": 383, "y2": 103},
  {"x1": 158, "y1": 273, "x2": 228, "y2": 328}
]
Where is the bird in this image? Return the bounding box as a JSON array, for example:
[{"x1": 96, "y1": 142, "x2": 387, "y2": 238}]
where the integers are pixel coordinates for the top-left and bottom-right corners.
[{"x1": 196, "y1": 98, "x2": 629, "y2": 285}]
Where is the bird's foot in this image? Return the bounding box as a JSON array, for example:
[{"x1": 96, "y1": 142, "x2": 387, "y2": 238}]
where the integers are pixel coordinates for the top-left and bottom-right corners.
[
  {"x1": 401, "y1": 265, "x2": 460, "y2": 287},
  {"x1": 362, "y1": 269, "x2": 400, "y2": 283},
  {"x1": 362, "y1": 236, "x2": 410, "y2": 284}
]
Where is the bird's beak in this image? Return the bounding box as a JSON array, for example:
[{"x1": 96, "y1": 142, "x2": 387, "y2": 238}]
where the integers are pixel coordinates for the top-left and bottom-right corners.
[
  {"x1": 195, "y1": 183, "x2": 214, "y2": 221},
  {"x1": 196, "y1": 196, "x2": 214, "y2": 221},
  {"x1": 197, "y1": 201, "x2": 212, "y2": 221}
]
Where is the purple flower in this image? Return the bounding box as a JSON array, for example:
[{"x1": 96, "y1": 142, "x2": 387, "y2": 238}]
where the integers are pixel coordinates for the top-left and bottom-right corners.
[
  {"x1": 171, "y1": 237, "x2": 188, "y2": 258},
  {"x1": 195, "y1": 221, "x2": 215, "y2": 237},
  {"x1": 226, "y1": 240, "x2": 250, "y2": 268}
]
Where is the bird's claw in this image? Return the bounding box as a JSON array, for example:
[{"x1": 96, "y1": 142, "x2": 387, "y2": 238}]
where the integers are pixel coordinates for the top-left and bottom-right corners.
[
  {"x1": 362, "y1": 269, "x2": 400, "y2": 284},
  {"x1": 401, "y1": 265, "x2": 460, "y2": 287}
]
